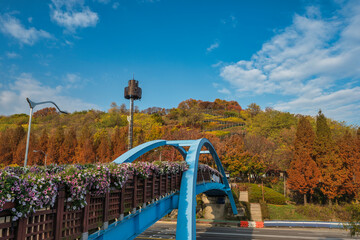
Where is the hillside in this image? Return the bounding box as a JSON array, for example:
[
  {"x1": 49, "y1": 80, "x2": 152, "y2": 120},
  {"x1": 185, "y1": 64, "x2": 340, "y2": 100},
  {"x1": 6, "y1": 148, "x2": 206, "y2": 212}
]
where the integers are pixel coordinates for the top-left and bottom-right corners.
[{"x1": 0, "y1": 98, "x2": 357, "y2": 174}]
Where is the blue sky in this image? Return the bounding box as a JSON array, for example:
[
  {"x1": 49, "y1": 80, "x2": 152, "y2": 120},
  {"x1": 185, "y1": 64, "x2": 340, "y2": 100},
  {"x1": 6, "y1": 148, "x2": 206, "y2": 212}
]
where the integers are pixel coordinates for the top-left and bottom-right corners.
[{"x1": 0, "y1": 0, "x2": 359, "y2": 126}]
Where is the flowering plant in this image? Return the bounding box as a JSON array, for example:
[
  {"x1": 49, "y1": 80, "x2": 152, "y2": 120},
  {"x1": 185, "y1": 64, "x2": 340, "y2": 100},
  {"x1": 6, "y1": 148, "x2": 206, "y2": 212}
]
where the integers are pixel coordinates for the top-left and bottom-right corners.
[
  {"x1": 0, "y1": 168, "x2": 58, "y2": 221},
  {"x1": 198, "y1": 164, "x2": 222, "y2": 177},
  {"x1": 0, "y1": 161, "x2": 192, "y2": 220},
  {"x1": 58, "y1": 165, "x2": 89, "y2": 210},
  {"x1": 108, "y1": 163, "x2": 133, "y2": 189}
]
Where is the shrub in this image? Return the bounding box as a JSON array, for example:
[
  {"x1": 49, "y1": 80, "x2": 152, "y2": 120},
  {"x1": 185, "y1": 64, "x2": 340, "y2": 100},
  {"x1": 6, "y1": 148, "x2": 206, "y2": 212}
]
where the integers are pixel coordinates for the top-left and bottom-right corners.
[
  {"x1": 247, "y1": 183, "x2": 287, "y2": 205},
  {"x1": 296, "y1": 204, "x2": 350, "y2": 222},
  {"x1": 259, "y1": 200, "x2": 270, "y2": 220},
  {"x1": 344, "y1": 204, "x2": 360, "y2": 237}
]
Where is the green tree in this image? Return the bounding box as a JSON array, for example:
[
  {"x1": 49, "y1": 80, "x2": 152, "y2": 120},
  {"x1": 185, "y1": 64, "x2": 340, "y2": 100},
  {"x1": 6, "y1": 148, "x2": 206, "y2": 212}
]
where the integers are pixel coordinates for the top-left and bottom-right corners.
[{"x1": 313, "y1": 110, "x2": 332, "y2": 158}]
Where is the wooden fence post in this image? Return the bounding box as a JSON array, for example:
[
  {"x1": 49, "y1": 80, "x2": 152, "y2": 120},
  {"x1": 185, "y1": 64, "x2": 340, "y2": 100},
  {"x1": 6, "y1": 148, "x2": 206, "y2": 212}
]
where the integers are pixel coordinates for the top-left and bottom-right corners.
[
  {"x1": 81, "y1": 194, "x2": 90, "y2": 240},
  {"x1": 132, "y1": 175, "x2": 138, "y2": 213},
  {"x1": 119, "y1": 185, "x2": 125, "y2": 221},
  {"x1": 159, "y1": 174, "x2": 163, "y2": 196},
  {"x1": 16, "y1": 217, "x2": 26, "y2": 240},
  {"x1": 143, "y1": 178, "x2": 147, "y2": 207},
  {"x1": 151, "y1": 174, "x2": 155, "y2": 201},
  {"x1": 175, "y1": 172, "x2": 178, "y2": 190},
  {"x1": 165, "y1": 173, "x2": 169, "y2": 194},
  {"x1": 103, "y1": 192, "x2": 110, "y2": 230},
  {"x1": 54, "y1": 187, "x2": 65, "y2": 240}
]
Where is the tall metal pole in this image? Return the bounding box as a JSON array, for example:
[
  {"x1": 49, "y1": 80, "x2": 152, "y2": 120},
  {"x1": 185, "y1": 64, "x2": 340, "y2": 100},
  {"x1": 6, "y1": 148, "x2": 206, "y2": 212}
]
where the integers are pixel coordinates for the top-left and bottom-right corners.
[
  {"x1": 128, "y1": 98, "x2": 134, "y2": 150},
  {"x1": 24, "y1": 98, "x2": 68, "y2": 167},
  {"x1": 24, "y1": 107, "x2": 33, "y2": 167},
  {"x1": 124, "y1": 78, "x2": 141, "y2": 150}
]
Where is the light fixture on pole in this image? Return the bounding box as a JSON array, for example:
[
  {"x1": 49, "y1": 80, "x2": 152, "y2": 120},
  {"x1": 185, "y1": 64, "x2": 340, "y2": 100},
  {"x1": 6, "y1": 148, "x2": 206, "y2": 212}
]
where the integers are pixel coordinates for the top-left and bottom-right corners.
[
  {"x1": 124, "y1": 77, "x2": 142, "y2": 150},
  {"x1": 33, "y1": 150, "x2": 48, "y2": 167},
  {"x1": 24, "y1": 98, "x2": 68, "y2": 167}
]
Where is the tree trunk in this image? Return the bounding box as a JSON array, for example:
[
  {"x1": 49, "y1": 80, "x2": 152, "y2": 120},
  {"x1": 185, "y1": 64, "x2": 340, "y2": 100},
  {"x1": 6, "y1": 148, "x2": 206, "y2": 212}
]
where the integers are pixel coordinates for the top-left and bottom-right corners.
[{"x1": 304, "y1": 193, "x2": 307, "y2": 205}]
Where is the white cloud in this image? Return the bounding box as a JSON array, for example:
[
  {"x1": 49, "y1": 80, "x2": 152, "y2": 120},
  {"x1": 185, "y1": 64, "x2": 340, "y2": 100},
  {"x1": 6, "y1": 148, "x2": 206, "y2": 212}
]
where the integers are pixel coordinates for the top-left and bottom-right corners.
[
  {"x1": 63, "y1": 73, "x2": 86, "y2": 88},
  {"x1": 0, "y1": 73, "x2": 98, "y2": 115},
  {"x1": 221, "y1": 15, "x2": 237, "y2": 28},
  {"x1": 6, "y1": 52, "x2": 20, "y2": 59},
  {"x1": 218, "y1": 88, "x2": 231, "y2": 95},
  {"x1": 219, "y1": 2, "x2": 360, "y2": 124},
  {"x1": 211, "y1": 61, "x2": 223, "y2": 68},
  {"x1": 112, "y1": 2, "x2": 120, "y2": 9},
  {"x1": 207, "y1": 42, "x2": 219, "y2": 53},
  {"x1": 50, "y1": 0, "x2": 99, "y2": 32},
  {"x1": 0, "y1": 14, "x2": 52, "y2": 45},
  {"x1": 97, "y1": 0, "x2": 111, "y2": 3}
]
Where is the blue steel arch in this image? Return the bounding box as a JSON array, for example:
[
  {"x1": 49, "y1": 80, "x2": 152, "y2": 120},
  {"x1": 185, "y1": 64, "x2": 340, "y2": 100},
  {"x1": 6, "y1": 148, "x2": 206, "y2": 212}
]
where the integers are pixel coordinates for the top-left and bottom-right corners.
[{"x1": 112, "y1": 138, "x2": 237, "y2": 240}]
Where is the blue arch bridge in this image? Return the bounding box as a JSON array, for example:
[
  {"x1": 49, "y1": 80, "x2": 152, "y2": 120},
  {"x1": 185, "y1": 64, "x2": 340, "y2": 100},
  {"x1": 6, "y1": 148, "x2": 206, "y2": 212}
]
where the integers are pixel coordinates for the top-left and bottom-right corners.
[
  {"x1": 0, "y1": 138, "x2": 237, "y2": 240},
  {"x1": 103, "y1": 138, "x2": 238, "y2": 240}
]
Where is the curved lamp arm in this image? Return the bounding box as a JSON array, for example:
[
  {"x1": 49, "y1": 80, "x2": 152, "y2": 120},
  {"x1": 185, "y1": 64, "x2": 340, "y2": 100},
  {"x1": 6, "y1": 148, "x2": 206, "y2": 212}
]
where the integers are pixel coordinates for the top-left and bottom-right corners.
[{"x1": 26, "y1": 98, "x2": 69, "y2": 114}]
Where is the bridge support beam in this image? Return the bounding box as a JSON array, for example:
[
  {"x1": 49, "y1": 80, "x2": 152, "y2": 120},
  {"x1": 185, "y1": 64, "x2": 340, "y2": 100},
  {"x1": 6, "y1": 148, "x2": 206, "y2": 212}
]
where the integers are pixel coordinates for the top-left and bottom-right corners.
[{"x1": 89, "y1": 193, "x2": 179, "y2": 240}]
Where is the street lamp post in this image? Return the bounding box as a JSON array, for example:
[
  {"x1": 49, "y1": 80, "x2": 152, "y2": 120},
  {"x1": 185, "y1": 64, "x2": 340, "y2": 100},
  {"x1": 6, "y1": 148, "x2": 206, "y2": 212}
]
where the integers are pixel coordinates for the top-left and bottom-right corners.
[
  {"x1": 24, "y1": 98, "x2": 68, "y2": 167},
  {"x1": 33, "y1": 150, "x2": 48, "y2": 167}
]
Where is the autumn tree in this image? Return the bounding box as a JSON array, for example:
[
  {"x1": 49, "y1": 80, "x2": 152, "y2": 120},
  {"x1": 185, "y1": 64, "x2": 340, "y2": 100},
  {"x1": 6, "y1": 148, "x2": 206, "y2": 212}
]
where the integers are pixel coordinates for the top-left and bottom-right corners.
[
  {"x1": 247, "y1": 103, "x2": 261, "y2": 117},
  {"x1": 76, "y1": 124, "x2": 96, "y2": 164},
  {"x1": 59, "y1": 128, "x2": 77, "y2": 164},
  {"x1": 35, "y1": 129, "x2": 49, "y2": 165},
  {"x1": 223, "y1": 134, "x2": 265, "y2": 182},
  {"x1": 47, "y1": 127, "x2": 65, "y2": 164},
  {"x1": 287, "y1": 116, "x2": 319, "y2": 204},
  {"x1": 0, "y1": 129, "x2": 14, "y2": 165},
  {"x1": 111, "y1": 126, "x2": 127, "y2": 160},
  {"x1": 33, "y1": 107, "x2": 57, "y2": 118},
  {"x1": 94, "y1": 129, "x2": 112, "y2": 163},
  {"x1": 337, "y1": 131, "x2": 360, "y2": 201},
  {"x1": 313, "y1": 110, "x2": 346, "y2": 204},
  {"x1": 243, "y1": 134, "x2": 276, "y2": 172},
  {"x1": 0, "y1": 125, "x2": 27, "y2": 165}
]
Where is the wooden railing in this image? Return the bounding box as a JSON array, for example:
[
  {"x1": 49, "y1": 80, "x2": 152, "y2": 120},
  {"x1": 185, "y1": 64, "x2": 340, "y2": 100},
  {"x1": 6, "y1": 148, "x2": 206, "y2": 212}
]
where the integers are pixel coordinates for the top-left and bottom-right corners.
[{"x1": 0, "y1": 167, "x2": 222, "y2": 240}]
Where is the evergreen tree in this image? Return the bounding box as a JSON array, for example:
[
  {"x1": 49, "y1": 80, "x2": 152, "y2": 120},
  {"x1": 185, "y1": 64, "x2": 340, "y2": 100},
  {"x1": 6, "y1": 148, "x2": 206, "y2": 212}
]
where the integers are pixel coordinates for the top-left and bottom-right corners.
[
  {"x1": 287, "y1": 116, "x2": 319, "y2": 204},
  {"x1": 313, "y1": 110, "x2": 332, "y2": 158}
]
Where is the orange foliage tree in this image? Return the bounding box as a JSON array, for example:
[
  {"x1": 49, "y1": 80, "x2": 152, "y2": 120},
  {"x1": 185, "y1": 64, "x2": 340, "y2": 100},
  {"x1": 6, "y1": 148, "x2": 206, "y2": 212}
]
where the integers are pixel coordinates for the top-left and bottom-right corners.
[
  {"x1": 313, "y1": 111, "x2": 346, "y2": 204},
  {"x1": 59, "y1": 128, "x2": 77, "y2": 164},
  {"x1": 287, "y1": 116, "x2": 319, "y2": 204},
  {"x1": 223, "y1": 134, "x2": 265, "y2": 182}
]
